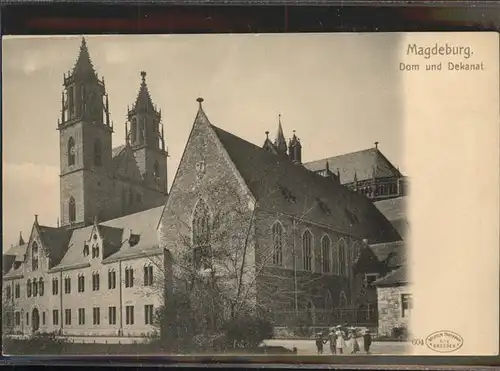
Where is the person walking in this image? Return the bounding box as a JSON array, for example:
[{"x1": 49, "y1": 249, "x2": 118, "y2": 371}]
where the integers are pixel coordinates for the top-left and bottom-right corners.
[
  {"x1": 363, "y1": 330, "x2": 372, "y2": 354},
  {"x1": 315, "y1": 332, "x2": 325, "y2": 355},
  {"x1": 349, "y1": 329, "x2": 360, "y2": 354},
  {"x1": 335, "y1": 325, "x2": 346, "y2": 354},
  {"x1": 328, "y1": 327, "x2": 337, "y2": 355}
]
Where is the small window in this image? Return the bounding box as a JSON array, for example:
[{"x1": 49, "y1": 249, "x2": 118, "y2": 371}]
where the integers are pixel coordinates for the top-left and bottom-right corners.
[
  {"x1": 402, "y1": 294, "x2": 413, "y2": 318},
  {"x1": 108, "y1": 270, "x2": 116, "y2": 290},
  {"x1": 153, "y1": 161, "x2": 160, "y2": 178},
  {"x1": 52, "y1": 278, "x2": 59, "y2": 295},
  {"x1": 15, "y1": 312, "x2": 21, "y2": 326},
  {"x1": 321, "y1": 236, "x2": 331, "y2": 273},
  {"x1": 108, "y1": 306, "x2": 117, "y2": 325},
  {"x1": 364, "y1": 273, "x2": 380, "y2": 288},
  {"x1": 144, "y1": 304, "x2": 154, "y2": 325},
  {"x1": 78, "y1": 275, "x2": 85, "y2": 293},
  {"x1": 93, "y1": 307, "x2": 100, "y2": 325},
  {"x1": 27, "y1": 279, "x2": 32, "y2": 297},
  {"x1": 15, "y1": 283, "x2": 20, "y2": 298},
  {"x1": 92, "y1": 273, "x2": 100, "y2": 291},
  {"x1": 6, "y1": 286, "x2": 11, "y2": 299},
  {"x1": 64, "y1": 277, "x2": 71, "y2": 294},
  {"x1": 32, "y1": 278, "x2": 38, "y2": 297},
  {"x1": 92, "y1": 244, "x2": 100, "y2": 258},
  {"x1": 143, "y1": 265, "x2": 153, "y2": 286},
  {"x1": 125, "y1": 267, "x2": 134, "y2": 288},
  {"x1": 78, "y1": 308, "x2": 85, "y2": 325},
  {"x1": 83, "y1": 243, "x2": 89, "y2": 256},
  {"x1": 65, "y1": 309, "x2": 71, "y2": 325},
  {"x1": 68, "y1": 137, "x2": 76, "y2": 166},
  {"x1": 125, "y1": 305, "x2": 134, "y2": 325},
  {"x1": 53, "y1": 310, "x2": 59, "y2": 325}
]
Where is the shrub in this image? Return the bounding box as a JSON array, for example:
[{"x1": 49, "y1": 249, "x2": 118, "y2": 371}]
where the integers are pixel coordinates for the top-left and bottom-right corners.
[
  {"x1": 222, "y1": 314, "x2": 274, "y2": 349},
  {"x1": 391, "y1": 326, "x2": 408, "y2": 341},
  {"x1": 3, "y1": 332, "x2": 69, "y2": 355},
  {"x1": 287, "y1": 313, "x2": 311, "y2": 337}
]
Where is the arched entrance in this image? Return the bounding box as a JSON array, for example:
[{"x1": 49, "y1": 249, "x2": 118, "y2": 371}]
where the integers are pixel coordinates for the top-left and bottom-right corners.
[{"x1": 32, "y1": 308, "x2": 40, "y2": 333}]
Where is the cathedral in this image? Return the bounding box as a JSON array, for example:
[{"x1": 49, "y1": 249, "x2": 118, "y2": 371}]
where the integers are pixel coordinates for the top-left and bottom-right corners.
[{"x1": 3, "y1": 38, "x2": 406, "y2": 341}]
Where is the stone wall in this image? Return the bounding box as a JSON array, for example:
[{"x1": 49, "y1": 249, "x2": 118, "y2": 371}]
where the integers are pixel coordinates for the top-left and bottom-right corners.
[{"x1": 376, "y1": 284, "x2": 412, "y2": 337}]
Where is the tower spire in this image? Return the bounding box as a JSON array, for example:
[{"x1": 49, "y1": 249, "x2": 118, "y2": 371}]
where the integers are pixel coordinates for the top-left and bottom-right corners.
[
  {"x1": 274, "y1": 114, "x2": 287, "y2": 154},
  {"x1": 71, "y1": 37, "x2": 98, "y2": 79},
  {"x1": 130, "y1": 71, "x2": 155, "y2": 113}
]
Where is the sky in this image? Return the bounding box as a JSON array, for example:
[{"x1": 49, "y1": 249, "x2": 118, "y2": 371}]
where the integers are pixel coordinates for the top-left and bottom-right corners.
[{"x1": 2, "y1": 33, "x2": 403, "y2": 250}]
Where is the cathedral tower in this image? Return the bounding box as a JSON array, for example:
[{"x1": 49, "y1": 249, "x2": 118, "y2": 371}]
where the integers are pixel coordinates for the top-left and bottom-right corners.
[
  {"x1": 58, "y1": 38, "x2": 113, "y2": 227},
  {"x1": 126, "y1": 72, "x2": 168, "y2": 193}
]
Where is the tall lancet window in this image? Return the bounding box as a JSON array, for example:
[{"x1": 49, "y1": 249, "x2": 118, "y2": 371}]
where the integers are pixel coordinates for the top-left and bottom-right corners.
[
  {"x1": 68, "y1": 137, "x2": 76, "y2": 166},
  {"x1": 272, "y1": 222, "x2": 284, "y2": 266},
  {"x1": 302, "y1": 230, "x2": 312, "y2": 271},
  {"x1": 192, "y1": 199, "x2": 211, "y2": 269},
  {"x1": 69, "y1": 197, "x2": 76, "y2": 223},
  {"x1": 139, "y1": 118, "x2": 145, "y2": 144},
  {"x1": 32, "y1": 242, "x2": 39, "y2": 271},
  {"x1": 321, "y1": 235, "x2": 331, "y2": 274},
  {"x1": 154, "y1": 161, "x2": 160, "y2": 179},
  {"x1": 94, "y1": 140, "x2": 102, "y2": 167},
  {"x1": 338, "y1": 239, "x2": 347, "y2": 276}
]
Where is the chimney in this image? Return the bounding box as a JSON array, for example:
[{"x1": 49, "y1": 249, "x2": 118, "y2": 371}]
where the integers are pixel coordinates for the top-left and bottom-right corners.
[
  {"x1": 34, "y1": 215, "x2": 38, "y2": 224},
  {"x1": 374, "y1": 141, "x2": 379, "y2": 149}
]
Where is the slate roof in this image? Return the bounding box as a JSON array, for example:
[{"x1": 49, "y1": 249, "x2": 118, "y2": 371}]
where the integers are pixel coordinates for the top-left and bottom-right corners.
[
  {"x1": 369, "y1": 240, "x2": 406, "y2": 269},
  {"x1": 100, "y1": 206, "x2": 164, "y2": 263},
  {"x1": 3, "y1": 243, "x2": 28, "y2": 277},
  {"x1": 112, "y1": 144, "x2": 126, "y2": 158},
  {"x1": 374, "y1": 196, "x2": 408, "y2": 239},
  {"x1": 3, "y1": 255, "x2": 16, "y2": 275},
  {"x1": 37, "y1": 226, "x2": 73, "y2": 268},
  {"x1": 373, "y1": 265, "x2": 408, "y2": 286},
  {"x1": 204, "y1": 110, "x2": 401, "y2": 244},
  {"x1": 54, "y1": 225, "x2": 95, "y2": 270},
  {"x1": 303, "y1": 148, "x2": 402, "y2": 185}
]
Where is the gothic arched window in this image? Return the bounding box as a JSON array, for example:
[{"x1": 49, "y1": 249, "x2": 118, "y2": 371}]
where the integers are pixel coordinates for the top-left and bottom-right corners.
[
  {"x1": 139, "y1": 119, "x2": 145, "y2": 143},
  {"x1": 192, "y1": 199, "x2": 211, "y2": 269},
  {"x1": 325, "y1": 291, "x2": 333, "y2": 311},
  {"x1": 32, "y1": 242, "x2": 39, "y2": 271},
  {"x1": 302, "y1": 230, "x2": 312, "y2": 271},
  {"x1": 338, "y1": 239, "x2": 347, "y2": 276},
  {"x1": 32, "y1": 278, "x2": 38, "y2": 297},
  {"x1": 27, "y1": 279, "x2": 32, "y2": 297},
  {"x1": 69, "y1": 197, "x2": 76, "y2": 223},
  {"x1": 94, "y1": 140, "x2": 102, "y2": 167},
  {"x1": 321, "y1": 235, "x2": 331, "y2": 273},
  {"x1": 154, "y1": 160, "x2": 160, "y2": 178},
  {"x1": 68, "y1": 137, "x2": 76, "y2": 166},
  {"x1": 272, "y1": 222, "x2": 284, "y2": 266}
]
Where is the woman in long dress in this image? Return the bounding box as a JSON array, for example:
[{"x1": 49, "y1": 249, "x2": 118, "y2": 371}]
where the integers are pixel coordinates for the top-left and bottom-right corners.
[
  {"x1": 335, "y1": 326, "x2": 346, "y2": 354},
  {"x1": 349, "y1": 329, "x2": 360, "y2": 354}
]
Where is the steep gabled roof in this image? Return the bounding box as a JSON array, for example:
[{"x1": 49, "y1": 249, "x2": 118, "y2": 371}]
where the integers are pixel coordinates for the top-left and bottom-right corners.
[
  {"x1": 209, "y1": 123, "x2": 401, "y2": 243},
  {"x1": 374, "y1": 196, "x2": 408, "y2": 239},
  {"x1": 373, "y1": 265, "x2": 408, "y2": 286},
  {"x1": 303, "y1": 147, "x2": 402, "y2": 184},
  {"x1": 111, "y1": 144, "x2": 143, "y2": 181},
  {"x1": 37, "y1": 226, "x2": 73, "y2": 268},
  {"x1": 97, "y1": 225, "x2": 125, "y2": 259}
]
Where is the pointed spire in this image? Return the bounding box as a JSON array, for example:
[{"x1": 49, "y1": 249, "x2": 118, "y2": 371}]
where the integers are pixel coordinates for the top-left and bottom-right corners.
[
  {"x1": 19, "y1": 232, "x2": 25, "y2": 246},
  {"x1": 325, "y1": 160, "x2": 330, "y2": 173},
  {"x1": 354, "y1": 171, "x2": 358, "y2": 183},
  {"x1": 34, "y1": 214, "x2": 39, "y2": 225},
  {"x1": 125, "y1": 121, "x2": 130, "y2": 145},
  {"x1": 374, "y1": 141, "x2": 379, "y2": 149},
  {"x1": 131, "y1": 71, "x2": 155, "y2": 112},
  {"x1": 275, "y1": 114, "x2": 287, "y2": 153},
  {"x1": 71, "y1": 37, "x2": 97, "y2": 79}
]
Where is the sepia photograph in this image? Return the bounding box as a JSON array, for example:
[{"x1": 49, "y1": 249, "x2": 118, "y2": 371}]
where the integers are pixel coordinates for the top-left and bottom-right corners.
[{"x1": 1, "y1": 33, "x2": 498, "y2": 358}]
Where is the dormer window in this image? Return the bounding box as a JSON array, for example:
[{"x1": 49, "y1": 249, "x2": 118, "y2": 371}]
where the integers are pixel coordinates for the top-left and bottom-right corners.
[
  {"x1": 83, "y1": 243, "x2": 90, "y2": 256},
  {"x1": 278, "y1": 184, "x2": 296, "y2": 203},
  {"x1": 92, "y1": 244, "x2": 100, "y2": 258},
  {"x1": 129, "y1": 234, "x2": 140, "y2": 247}
]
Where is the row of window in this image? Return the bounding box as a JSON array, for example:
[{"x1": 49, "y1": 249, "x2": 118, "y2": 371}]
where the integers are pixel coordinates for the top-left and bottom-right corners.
[
  {"x1": 51, "y1": 266, "x2": 153, "y2": 296},
  {"x1": 17, "y1": 305, "x2": 155, "y2": 327},
  {"x1": 272, "y1": 222, "x2": 352, "y2": 275},
  {"x1": 26, "y1": 278, "x2": 45, "y2": 297},
  {"x1": 5, "y1": 284, "x2": 21, "y2": 299},
  {"x1": 356, "y1": 183, "x2": 399, "y2": 198}
]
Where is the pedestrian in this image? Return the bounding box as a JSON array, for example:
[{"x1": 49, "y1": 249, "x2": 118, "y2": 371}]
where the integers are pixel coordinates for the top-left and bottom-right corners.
[
  {"x1": 335, "y1": 325, "x2": 346, "y2": 354},
  {"x1": 363, "y1": 329, "x2": 372, "y2": 354},
  {"x1": 315, "y1": 332, "x2": 324, "y2": 355},
  {"x1": 349, "y1": 329, "x2": 360, "y2": 354},
  {"x1": 328, "y1": 327, "x2": 337, "y2": 355}
]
